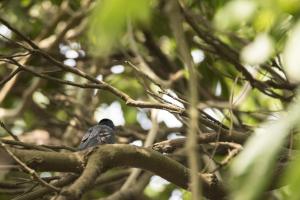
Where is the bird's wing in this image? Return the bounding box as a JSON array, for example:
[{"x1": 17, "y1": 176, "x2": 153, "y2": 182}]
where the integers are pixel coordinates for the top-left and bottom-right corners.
[
  {"x1": 90, "y1": 125, "x2": 113, "y2": 144},
  {"x1": 80, "y1": 128, "x2": 93, "y2": 143},
  {"x1": 78, "y1": 125, "x2": 114, "y2": 150}
]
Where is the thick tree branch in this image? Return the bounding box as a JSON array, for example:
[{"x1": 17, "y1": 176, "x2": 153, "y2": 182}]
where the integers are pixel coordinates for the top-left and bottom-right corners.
[
  {"x1": 5, "y1": 144, "x2": 226, "y2": 200},
  {"x1": 5, "y1": 147, "x2": 84, "y2": 173}
]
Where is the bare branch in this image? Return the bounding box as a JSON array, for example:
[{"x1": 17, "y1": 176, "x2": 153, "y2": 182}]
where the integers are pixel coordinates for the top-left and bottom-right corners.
[
  {"x1": 0, "y1": 66, "x2": 22, "y2": 87},
  {"x1": 0, "y1": 120, "x2": 20, "y2": 141}
]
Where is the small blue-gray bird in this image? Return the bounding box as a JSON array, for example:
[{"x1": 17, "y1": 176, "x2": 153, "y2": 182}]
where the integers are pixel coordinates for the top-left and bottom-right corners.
[{"x1": 77, "y1": 119, "x2": 115, "y2": 151}]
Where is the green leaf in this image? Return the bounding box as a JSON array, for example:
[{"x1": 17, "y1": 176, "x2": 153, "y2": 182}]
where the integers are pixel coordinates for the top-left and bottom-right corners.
[
  {"x1": 282, "y1": 152, "x2": 300, "y2": 200},
  {"x1": 230, "y1": 91, "x2": 300, "y2": 200},
  {"x1": 88, "y1": 0, "x2": 152, "y2": 55},
  {"x1": 283, "y1": 20, "x2": 300, "y2": 83},
  {"x1": 214, "y1": 0, "x2": 256, "y2": 30}
]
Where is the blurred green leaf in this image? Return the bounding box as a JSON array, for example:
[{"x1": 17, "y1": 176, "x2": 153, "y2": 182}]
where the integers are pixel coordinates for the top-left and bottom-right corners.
[
  {"x1": 230, "y1": 91, "x2": 300, "y2": 200},
  {"x1": 277, "y1": 0, "x2": 300, "y2": 15},
  {"x1": 214, "y1": 0, "x2": 256, "y2": 30},
  {"x1": 123, "y1": 106, "x2": 137, "y2": 124},
  {"x1": 283, "y1": 20, "x2": 300, "y2": 83},
  {"x1": 56, "y1": 110, "x2": 68, "y2": 121},
  {"x1": 281, "y1": 152, "x2": 300, "y2": 200},
  {"x1": 21, "y1": 0, "x2": 31, "y2": 6},
  {"x1": 88, "y1": 0, "x2": 152, "y2": 55},
  {"x1": 253, "y1": 9, "x2": 276, "y2": 31},
  {"x1": 241, "y1": 33, "x2": 274, "y2": 65}
]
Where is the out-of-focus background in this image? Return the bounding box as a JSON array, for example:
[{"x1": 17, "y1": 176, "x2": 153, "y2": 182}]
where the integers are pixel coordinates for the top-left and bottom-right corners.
[{"x1": 1, "y1": 0, "x2": 300, "y2": 199}]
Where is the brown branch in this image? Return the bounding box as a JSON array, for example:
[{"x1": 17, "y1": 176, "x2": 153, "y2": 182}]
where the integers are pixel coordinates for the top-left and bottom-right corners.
[
  {"x1": 0, "y1": 66, "x2": 19, "y2": 104},
  {"x1": 0, "y1": 188, "x2": 27, "y2": 195},
  {"x1": 59, "y1": 145, "x2": 225, "y2": 200},
  {"x1": 40, "y1": 144, "x2": 76, "y2": 152},
  {"x1": 7, "y1": 144, "x2": 226, "y2": 199},
  {"x1": 0, "y1": 66, "x2": 22, "y2": 87},
  {"x1": 5, "y1": 147, "x2": 84, "y2": 173},
  {"x1": 31, "y1": 49, "x2": 184, "y2": 113},
  {"x1": 0, "y1": 18, "x2": 39, "y2": 49},
  {"x1": 0, "y1": 120, "x2": 20, "y2": 141},
  {"x1": 12, "y1": 174, "x2": 78, "y2": 200},
  {"x1": 56, "y1": 148, "x2": 105, "y2": 200},
  {"x1": 152, "y1": 132, "x2": 247, "y2": 153},
  {"x1": 166, "y1": 1, "x2": 201, "y2": 199},
  {"x1": 0, "y1": 139, "x2": 54, "y2": 152},
  {"x1": 14, "y1": 170, "x2": 129, "y2": 200},
  {"x1": 99, "y1": 172, "x2": 152, "y2": 200},
  {"x1": 209, "y1": 142, "x2": 243, "y2": 172},
  {"x1": 180, "y1": 6, "x2": 291, "y2": 101},
  {"x1": 6, "y1": 58, "x2": 184, "y2": 114},
  {"x1": 125, "y1": 60, "x2": 162, "y2": 89},
  {"x1": 120, "y1": 110, "x2": 158, "y2": 190},
  {"x1": 94, "y1": 170, "x2": 131, "y2": 187},
  {"x1": 0, "y1": 20, "x2": 185, "y2": 114},
  {"x1": 0, "y1": 141, "x2": 60, "y2": 193},
  {"x1": 1, "y1": 17, "x2": 240, "y2": 140}
]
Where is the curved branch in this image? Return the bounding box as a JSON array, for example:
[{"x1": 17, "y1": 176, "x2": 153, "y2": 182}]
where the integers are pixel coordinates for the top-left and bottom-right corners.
[{"x1": 7, "y1": 144, "x2": 226, "y2": 200}]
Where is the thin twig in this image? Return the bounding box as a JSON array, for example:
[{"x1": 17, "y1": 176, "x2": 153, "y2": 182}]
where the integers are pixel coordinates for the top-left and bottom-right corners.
[
  {"x1": 0, "y1": 18, "x2": 39, "y2": 49},
  {"x1": 0, "y1": 18, "x2": 188, "y2": 115},
  {"x1": 210, "y1": 142, "x2": 243, "y2": 172},
  {"x1": 0, "y1": 138, "x2": 55, "y2": 152},
  {"x1": 5, "y1": 58, "x2": 184, "y2": 114},
  {"x1": 0, "y1": 120, "x2": 20, "y2": 141}
]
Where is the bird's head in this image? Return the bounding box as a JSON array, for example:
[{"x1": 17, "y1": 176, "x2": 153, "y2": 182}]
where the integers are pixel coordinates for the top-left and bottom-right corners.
[{"x1": 98, "y1": 118, "x2": 115, "y2": 129}]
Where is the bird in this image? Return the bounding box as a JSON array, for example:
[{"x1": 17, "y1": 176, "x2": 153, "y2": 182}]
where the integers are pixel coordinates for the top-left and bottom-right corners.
[{"x1": 77, "y1": 118, "x2": 115, "y2": 151}]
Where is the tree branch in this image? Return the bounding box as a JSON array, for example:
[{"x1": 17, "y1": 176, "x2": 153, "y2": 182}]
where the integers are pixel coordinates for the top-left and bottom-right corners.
[
  {"x1": 0, "y1": 141, "x2": 60, "y2": 192},
  {"x1": 5, "y1": 144, "x2": 226, "y2": 199},
  {"x1": 165, "y1": 1, "x2": 201, "y2": 199}
]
